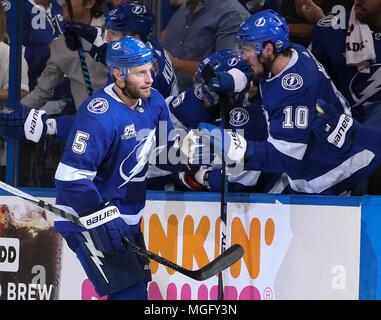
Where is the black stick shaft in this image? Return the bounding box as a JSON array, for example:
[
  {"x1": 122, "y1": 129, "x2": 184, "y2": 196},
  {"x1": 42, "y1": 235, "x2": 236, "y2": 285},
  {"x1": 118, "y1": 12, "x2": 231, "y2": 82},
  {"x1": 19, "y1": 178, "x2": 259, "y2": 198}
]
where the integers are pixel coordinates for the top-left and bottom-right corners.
[
  {"x1": 201, "y1": 64, "x2": 229, "y2": 299},
  {"x1": 0, "y1": 180, "x2": 243, "y2": 281},
  {"x1": 64, "y1": 0, "x2": 93, "y2": 96}
]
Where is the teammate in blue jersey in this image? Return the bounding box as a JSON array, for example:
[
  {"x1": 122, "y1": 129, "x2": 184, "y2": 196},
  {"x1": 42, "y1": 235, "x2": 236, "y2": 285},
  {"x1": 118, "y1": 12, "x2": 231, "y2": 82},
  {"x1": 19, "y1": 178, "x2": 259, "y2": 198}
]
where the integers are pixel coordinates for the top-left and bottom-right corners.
[
  {"x1": 3, "y1": 0, "x2": 65, "y2": 90},
  {"x1": 167, "y1": 49, "x2": 286, "y2": 193},
  {"x1": 188, "y1": 9, "x2": 381, "y2": 195},
  {"x1": 53, "y1": 36, "x2": 182, "y2": 300},
  {"x1": 309, "y1": 0, "x2": 381, "y2": 125},
  {"x1": 64, "y1": 1, "x2": 179, "y2": 99}
]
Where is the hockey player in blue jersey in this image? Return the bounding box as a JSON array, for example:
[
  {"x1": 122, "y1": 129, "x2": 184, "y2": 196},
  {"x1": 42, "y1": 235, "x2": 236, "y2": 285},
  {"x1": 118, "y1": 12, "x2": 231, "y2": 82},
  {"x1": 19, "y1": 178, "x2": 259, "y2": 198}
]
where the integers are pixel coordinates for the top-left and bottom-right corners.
[
  {"x1": 64, "y1": 1, "x2": 179, "y2": 99},
  {"x1": 3, "y1": 0, "x2": 65, "y2": 90},
  {"x1": 187, "y1": 9, "x2": 381, "y2": 195},
  {"x1": 309, "y1": 0, "x2": 381, "y2": 126},
  {"x1": 52, "y1": 36, "x2": 180, "y2": 300},
  {"x1": 167, "y1": 48, "x2": 286, "y2": 193}
]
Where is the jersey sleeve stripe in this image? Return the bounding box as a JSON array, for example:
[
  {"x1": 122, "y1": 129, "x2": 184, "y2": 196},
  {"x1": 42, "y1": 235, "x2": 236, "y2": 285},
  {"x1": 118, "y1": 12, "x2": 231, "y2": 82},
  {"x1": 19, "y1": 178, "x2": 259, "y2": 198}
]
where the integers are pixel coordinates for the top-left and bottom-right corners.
[
  {"x1": 55, "y1": 162, "x2": 97, "y2": 182},
  {"x1": 289, "y1": 149, "x2": 375, "y2": 193},
  {"x1": 267, "y1": 135, "x2": 307, "y2": 160}
]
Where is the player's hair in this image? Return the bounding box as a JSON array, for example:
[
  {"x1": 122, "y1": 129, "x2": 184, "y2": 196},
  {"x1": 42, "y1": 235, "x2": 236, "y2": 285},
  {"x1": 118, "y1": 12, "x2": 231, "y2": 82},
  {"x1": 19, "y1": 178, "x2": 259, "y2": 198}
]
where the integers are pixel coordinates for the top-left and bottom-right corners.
[{"x1": 262, "y1": 40, "x2": 293, "y2": 58}]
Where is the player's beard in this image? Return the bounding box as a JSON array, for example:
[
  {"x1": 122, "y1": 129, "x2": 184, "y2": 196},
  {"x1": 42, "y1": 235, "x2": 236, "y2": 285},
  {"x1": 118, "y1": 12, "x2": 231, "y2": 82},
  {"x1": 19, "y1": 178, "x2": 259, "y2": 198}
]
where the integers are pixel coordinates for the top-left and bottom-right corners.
[
  {"x1": 256, "y1": 54, "x2": 277, "y2": 78},
  {"x1": 123, "y1": 80, "x2": 152, "y2": 100}
]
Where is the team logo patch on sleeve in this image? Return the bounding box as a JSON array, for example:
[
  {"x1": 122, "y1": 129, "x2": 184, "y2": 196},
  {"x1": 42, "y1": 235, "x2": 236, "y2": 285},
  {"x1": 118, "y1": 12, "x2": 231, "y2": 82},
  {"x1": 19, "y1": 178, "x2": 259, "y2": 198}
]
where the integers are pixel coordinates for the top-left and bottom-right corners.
[
  {"x1": 281, "y1": 73, "x2": 304, "y2": 90},
  {"x1": 87, "y1": 98, "x2": 109, "y2": 114},
  {"x1": 229, "y1": 108, "x2": 249, "y2": 126},
  {"x1": 317, "y1": 15, "x2": 337, "y2": 27}
]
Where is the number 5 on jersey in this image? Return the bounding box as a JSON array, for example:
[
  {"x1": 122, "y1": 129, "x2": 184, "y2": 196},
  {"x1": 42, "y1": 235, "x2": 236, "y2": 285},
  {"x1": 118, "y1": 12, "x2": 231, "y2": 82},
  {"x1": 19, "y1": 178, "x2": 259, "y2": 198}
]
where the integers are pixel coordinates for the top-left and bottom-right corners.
[{"x1": 72, "y1": 130, "x2": 90, "y2": 154}]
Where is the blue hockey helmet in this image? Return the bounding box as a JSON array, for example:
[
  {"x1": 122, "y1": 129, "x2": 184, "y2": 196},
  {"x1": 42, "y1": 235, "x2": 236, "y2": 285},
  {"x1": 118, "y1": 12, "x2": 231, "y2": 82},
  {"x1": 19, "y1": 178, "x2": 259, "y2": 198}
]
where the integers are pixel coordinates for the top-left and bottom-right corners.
[
  {"x1": 106, "y1": 36, "x2": 154, "y2": 80},
  {"x1": 105, "y1": 1, "x2": 155, "y2": 41},
  {"x1": 194, "y1": 49, "x2": 252, "y2": 85},
  {"x1": 237, "y1": 9, "x2": 290, "y2": 55}
]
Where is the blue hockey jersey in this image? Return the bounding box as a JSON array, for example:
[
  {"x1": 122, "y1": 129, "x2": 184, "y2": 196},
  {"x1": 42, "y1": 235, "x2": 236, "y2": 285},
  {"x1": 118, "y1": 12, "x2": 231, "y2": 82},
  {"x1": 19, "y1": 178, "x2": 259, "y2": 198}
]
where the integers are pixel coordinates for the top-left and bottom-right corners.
[
  {"x1": 149, "y1": 36, "x2": 179, "y2": 99},
  {"x1": 54, "y1": 84, "x2": 175, "y2": 232},
  {"x1": 309, "y1": 14, "x2": 381, "y2": 120},
  {"x1": 244, "y1": 43, "x2": 381, "y2": 195},
  {"x1": 167, "y1": 84, "x2": 285, "y2": 193},
  {"x1": 4, "y1": 0, "x2": 65, "y2": 90}
]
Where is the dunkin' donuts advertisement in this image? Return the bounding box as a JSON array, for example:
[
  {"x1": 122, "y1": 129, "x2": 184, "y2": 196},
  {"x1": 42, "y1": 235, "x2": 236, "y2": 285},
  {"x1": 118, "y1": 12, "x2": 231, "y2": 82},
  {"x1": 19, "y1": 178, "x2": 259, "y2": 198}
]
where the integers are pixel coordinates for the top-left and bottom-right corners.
[{"x1": 0, "y1": 193, "x2": 363, "y2": 300}]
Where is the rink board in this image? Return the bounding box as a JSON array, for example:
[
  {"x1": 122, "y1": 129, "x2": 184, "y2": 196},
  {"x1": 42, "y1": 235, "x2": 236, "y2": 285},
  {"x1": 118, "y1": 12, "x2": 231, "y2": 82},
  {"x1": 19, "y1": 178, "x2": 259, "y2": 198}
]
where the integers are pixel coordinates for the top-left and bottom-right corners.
[{"x1": 0, "y1": 189, "x2": 379, "y2": 300}]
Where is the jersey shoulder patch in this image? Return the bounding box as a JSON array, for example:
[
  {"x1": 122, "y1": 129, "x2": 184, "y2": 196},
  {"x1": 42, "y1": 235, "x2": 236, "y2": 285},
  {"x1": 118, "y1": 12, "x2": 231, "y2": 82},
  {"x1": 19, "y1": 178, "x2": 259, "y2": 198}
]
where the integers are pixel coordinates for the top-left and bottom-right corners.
[
  {"x1": 281, "y1": 73, "x2": 304, "y2": 91},
  {"x1": 316, "y1": 15, "x2": 338, "y2": 28},
  {"x1": 87, "y1": 97, "x2": 109, "y2": 114}
]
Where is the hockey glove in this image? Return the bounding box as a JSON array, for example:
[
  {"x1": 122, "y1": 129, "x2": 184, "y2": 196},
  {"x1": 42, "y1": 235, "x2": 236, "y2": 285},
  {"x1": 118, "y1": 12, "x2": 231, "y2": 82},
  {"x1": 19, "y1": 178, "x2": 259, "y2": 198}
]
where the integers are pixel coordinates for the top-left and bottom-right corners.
[
  {"x1": 311, "y1": 99, "x2": 356, "y2": 153},
  {"x1": 79, "y1": 201, "x2": 135, "y2": 254},
  {"x1": 180, "y1": 123, "x2": 254, "y2": 165},
  {"x1": 174, "y1": 166, "x2": 212, "y2": 191},
  {"x1": 207, "y1": 69, "x2": 249, "y2": 93},
  {"x1": 64, "y1": 22, "x2": 107, "y2": 64},
  {"x1": 0, "y1": 104, "x2": 55, "y2": 143},
  {"x1": 198, "y1": 123, "x2": 251, "y2": 164},
  {"x1": 201, "y1": 84, "x2": 220, "y2": 105}
]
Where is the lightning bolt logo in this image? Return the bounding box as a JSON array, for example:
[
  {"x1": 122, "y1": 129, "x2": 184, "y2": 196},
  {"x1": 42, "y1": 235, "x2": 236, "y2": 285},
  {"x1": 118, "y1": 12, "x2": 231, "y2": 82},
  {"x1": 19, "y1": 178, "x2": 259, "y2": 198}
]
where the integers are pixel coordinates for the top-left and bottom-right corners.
[
  {"x1": 83, "y1": 232, "x2": 109, "y2": 283},
  {"x1": 118, "y1": 129, "x2": 156, "y2": 189},
  {"x1": 351, "y1": 64, "x2": 381, "y2": 107}
]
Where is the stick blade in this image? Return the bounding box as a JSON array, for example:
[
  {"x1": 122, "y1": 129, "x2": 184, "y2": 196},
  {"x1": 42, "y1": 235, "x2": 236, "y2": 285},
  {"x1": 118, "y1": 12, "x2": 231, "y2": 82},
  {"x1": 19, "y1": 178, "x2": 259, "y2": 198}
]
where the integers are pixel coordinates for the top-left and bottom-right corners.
[{"x1": 189, "y1": 244, "x2": 244, "y2": 281}]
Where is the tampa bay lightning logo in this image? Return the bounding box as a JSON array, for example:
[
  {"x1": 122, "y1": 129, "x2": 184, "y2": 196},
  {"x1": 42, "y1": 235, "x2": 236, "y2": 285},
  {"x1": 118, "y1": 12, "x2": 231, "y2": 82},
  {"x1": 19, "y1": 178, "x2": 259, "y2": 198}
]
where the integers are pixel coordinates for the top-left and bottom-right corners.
[
  {"x1": 227, "y1": 57, "x2": 239, "y2": 67},
  {"x1": 255, "y1": 17, "x2": 266, "y2": 27},
  {"x1": 194, "y1": 84, "x2": 204, "y2": 100},
  {"x1": 350, "y1": 63, "x2": 381, "y2": 107},
  {"x1": 118, "y1": 129, "x2": 156, "y2": 189},
  {"x1": 87, "y1": 98, "x2": 109, "y2": 114},
  {"x1": 230, "y1": 108, "x2": 249, "y2": 127},
  {"x1": 281, "y1": 73, "x2": 303, "y2": 90},
  {"x1": 132, "y1": 3, "x2": 146, "y2": 14},
  {"x1": 112, "y1": 42, "x2": 122, "y2": 50},
  {"x1": 317, "y1": 15, "x2": 337, "y2": 28},
  {"x1": 1, "y1": 0, "x2": 10, "y2": 11}
]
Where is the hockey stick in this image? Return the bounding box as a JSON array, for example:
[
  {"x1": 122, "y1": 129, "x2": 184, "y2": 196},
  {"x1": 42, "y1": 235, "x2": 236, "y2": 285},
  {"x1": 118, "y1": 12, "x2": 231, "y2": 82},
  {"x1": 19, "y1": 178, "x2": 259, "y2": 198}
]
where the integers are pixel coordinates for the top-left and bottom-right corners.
[
  {"x1": 201, "y1": 64, "x2": 229, "y2": 299},
  {"x1": 64, "y1": 0, "x2": 93, "y2": 96},
  {"x1": 0, "y1": 181, "x2": 83, "y2": 226},
  {"x1": 0, "y1": 181, "x2": 244, "y2": 281}
]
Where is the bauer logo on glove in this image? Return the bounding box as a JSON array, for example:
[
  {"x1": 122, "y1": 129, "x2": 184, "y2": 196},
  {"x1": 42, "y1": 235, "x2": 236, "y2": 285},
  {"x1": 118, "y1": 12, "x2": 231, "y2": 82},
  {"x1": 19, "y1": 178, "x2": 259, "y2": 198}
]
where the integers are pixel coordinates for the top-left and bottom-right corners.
[{"x1": 327, "y1": 114, "x2": 353, "y2": 148}]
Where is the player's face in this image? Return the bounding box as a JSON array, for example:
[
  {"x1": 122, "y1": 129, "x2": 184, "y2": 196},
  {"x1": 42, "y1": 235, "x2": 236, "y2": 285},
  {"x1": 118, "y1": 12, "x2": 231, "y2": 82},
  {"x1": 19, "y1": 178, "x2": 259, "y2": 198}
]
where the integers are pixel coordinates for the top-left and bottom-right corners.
[
  {"x1": 241, "y1": 44, "x2": 265, "y2": 79},
  {"x1": 124, "y1": 62, "x2": 154, "y2": 99},
  {"x1": 354, "y1": 0, "x2": 381, "y2": 24}
]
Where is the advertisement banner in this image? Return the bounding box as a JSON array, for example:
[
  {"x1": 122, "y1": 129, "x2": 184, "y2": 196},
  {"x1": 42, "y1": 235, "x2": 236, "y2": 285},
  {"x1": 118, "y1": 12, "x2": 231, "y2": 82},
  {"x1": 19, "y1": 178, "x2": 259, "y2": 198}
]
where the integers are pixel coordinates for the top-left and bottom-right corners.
[
  {"x1": 0, "y1": 196, "x2": 62, "y2": 300},
  {"x1": 143, "y1": 199, "x2": 361, "y2": 300},
  {"x1": 0, "y1": 193, "x2": 363, "y2": 300}
]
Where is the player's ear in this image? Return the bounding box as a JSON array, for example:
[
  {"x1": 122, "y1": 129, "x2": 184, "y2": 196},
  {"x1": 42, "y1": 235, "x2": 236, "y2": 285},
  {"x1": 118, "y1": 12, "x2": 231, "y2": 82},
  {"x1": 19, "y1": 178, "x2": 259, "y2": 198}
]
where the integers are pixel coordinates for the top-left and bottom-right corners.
[
  {"x1": 263, "y1": 42, "x2": 275, "y2": 57},
  {"x1": 113, "y1": 68, "x2": 124, "y2": 82}
]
